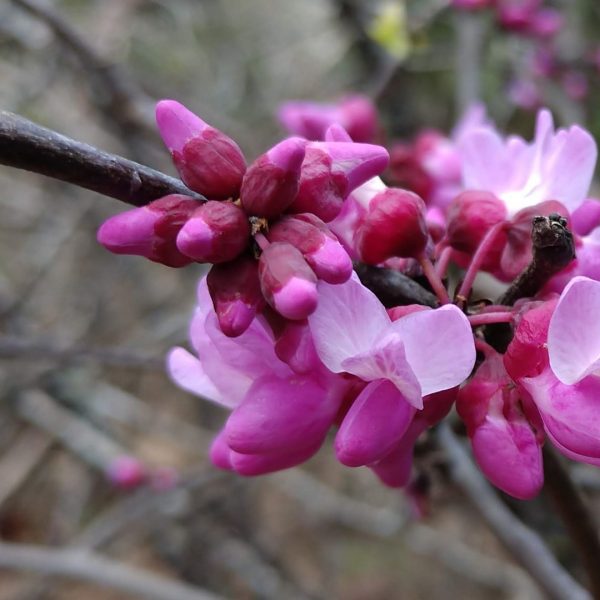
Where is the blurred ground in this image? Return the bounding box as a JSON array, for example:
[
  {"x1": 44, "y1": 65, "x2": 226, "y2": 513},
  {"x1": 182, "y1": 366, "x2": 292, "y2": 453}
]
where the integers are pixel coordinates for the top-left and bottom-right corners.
[{"x1": 0, "y1": 1, "x2": 598, "y2": 599}]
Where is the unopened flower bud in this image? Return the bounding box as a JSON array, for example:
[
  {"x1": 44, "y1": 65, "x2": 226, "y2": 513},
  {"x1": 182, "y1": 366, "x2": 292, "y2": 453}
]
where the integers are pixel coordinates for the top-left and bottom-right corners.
[
  {"x1": 268, "y1": 214, "x2": 352, "y2": 284},
  {"x1": 240, "y1": 137, "x2": 306, "y2": 218},
  {"x1": 97, "y1": 194, "x2": 199, "y2": 267},
  {"x1": 156, "y1": 100, "x2": 246, "y2": 199},
  {"x1": 290, "y1": 142, "x2": 389, "y2": 222},
  {"x1": 258, "y1": 242, "x2": 318, "y2": 320},
  {"x1": 529, "y1": 8, "x2": 563, "y2": 38},
  {"x1": 207, "y1": 255, "x2": 264, "y2": 337},
  {"x1": 446, "y1": 190, "x2": 507, "y2": 259},
  {"x1": 176, "y1": 200, "x2": 249, "y2": 263},
  {"x1": 106, "y1": 456, "x2": 147, "y2": 490},
  {"x1": 356, "y1": 188, "x2": 429, "y2": 264}
]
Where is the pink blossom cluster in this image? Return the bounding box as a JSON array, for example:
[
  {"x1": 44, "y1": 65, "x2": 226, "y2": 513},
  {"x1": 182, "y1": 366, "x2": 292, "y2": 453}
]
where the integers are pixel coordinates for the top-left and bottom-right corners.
[{"x1": 97, "y1": 94, "x2": 600, "y2": 501}]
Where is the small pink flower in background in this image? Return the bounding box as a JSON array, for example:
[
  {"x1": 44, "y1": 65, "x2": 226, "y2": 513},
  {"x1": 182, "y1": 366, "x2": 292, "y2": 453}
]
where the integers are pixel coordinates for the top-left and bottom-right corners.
[
  {"x1": 106, "y1": 456, "x2": 147, "y2": 490},
  {"x1": 508, "y1": 79, "x2": 542, "y2": 111},
  {"x1": 278, "y1": 95, "x2": 378, "y2": 143},
  {"x1": 562, "y1": 71, "x2": 589, "y2": 102}
]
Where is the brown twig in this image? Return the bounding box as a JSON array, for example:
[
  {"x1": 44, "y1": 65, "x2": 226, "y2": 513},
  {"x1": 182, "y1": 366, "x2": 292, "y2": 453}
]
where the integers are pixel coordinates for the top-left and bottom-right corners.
[
  {"x1": 0, "y1": 111, "x2": 205, "y2": 206},
  {"x1": 499, "y1": 213, "x2": 575, "y2": 306},
  {"x1": 11, "y1": 0, "x2": 156, "y2": 161},
  {"x1": 0, "y1": 541, "x2": 221, "y2": 600},
  {"x1": 543, "y1": 446, "x2": 600, "y2": 600},
  {"x1": 354, "y1": 262, "x2": 439, "y2": 308}
]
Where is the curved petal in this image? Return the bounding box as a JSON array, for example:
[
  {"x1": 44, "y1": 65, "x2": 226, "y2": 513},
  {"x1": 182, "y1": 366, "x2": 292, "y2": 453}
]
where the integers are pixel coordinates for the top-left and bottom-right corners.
[
  {"x1": 308, "y1": 273, "x2": 390, "y2": 373},
  {"x1": 334, "y1": 380, "x2": 416, "y2": 466},
  {"x1": 341, "y1": 340, "x2": 422, "y2": 408},
  {"x1": 389, "y1": 305, "x2": 476, "y2": 396},
  {"x1": 167, "y1": 347, "x2": 225, "y2": 406},
  {"x1": 230, "y1": 440, "x2": 322, "y2": 476},
  {"x1": 521, "y1": 367, "x2": 600, "y2": 459},
  {"x1": 225, "y1": 375, "x2": 340, "y2": 455},
  {"x1": 548, "y1": 276, "x2": 600, "y2": 384}
]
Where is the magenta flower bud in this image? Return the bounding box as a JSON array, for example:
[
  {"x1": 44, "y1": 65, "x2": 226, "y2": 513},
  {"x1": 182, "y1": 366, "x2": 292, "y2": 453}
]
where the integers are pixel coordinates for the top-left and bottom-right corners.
[
  {"x1": 240, "y1": 137, "x2": 306, "y2": 218},
  {"x1": 258, "y1": 242, "x2": 318, "y2": 320},
  {"x1": 156, "y1": 100, "x2": 246, "y2": 199},
  {"x1": 207, "y1": 255, "x2": 264, "y2": 337},
  {"x1": 176, "y1": 200, "x2": 249, "y2": 263},
  {"x1": 274, "y1": 320, "x2": 322, "y2": 374},
  {"x1": 268, "y1": 214, "x2": 352, "y2": 284},
  {"x1": 97, "y1": 194, "x2": 199, "y2": 267},
  {"x1": 496, "y1": 0, "x2": 541, "y2": 33},
  {"x1": 446, "y1": 190, "x2": 507, "y2": 257},
  {"x1": 356, "y1": 188, "x2": 429, "y2": 264},
  {"x1": 106, "y1": 456, "x2": 147, "y2": 490},
  {"x1": 290, "y1": 142, "x2": 389, "y2": 222},
  {"x1": 229, "y1": 441, "x2": 323, "y2": 476}
]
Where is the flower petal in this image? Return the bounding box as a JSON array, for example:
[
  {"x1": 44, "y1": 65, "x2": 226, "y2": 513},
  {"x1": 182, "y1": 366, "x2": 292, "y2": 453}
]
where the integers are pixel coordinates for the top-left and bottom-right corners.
[
  {"x1": 548, "y1": 276, "x2": 600, "y2": 384},
  {"x1": 335, "y1": 380, "x2": 416, "y2": 466},
  {"x1": 308, "y1": 273, "x2": 390, "y2": 373},
  {"x1": 389, "y1": 305, "x2": 476, "y2": 396}
]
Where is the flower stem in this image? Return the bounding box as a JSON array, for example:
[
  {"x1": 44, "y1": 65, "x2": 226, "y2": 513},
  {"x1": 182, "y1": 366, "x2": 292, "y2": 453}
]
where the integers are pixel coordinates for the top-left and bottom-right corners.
[
  {"x1": 435, "y1": 245, "x2": 453, "y2": 279},
  {"x1": 468, "y1": 312, "x2": 514, "y2": 327},
  {"x1": 418, "y1": 254, "x2": 450, "y2": 305},
  {"x1": 456, "y1": 222, "x2": 506, "y2": 308}
]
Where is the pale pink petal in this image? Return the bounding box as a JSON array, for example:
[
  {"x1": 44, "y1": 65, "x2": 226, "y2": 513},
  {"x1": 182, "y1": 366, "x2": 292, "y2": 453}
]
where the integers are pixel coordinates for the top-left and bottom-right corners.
[
  {"x1": 389, "y1": 305, "x2": 476, "y2": 396},
  {"x1": 521, "y1": 367, "x2": 600, "y2": 459},
  {"x1": 341, "y1": 340, "x2": 423, "y2": 408},
  {"x1": 308, "y1": 273, "x2": 390, "y2": 373},
  {"x1": 167, "y1": 347, "x2": 225, "y2": 406},
  {"x1": 335, "y1": 380, "x2": 415, "y2": 466},
  {"x1": 548, "y1": 276, "x2": 600, "y2": 384}
]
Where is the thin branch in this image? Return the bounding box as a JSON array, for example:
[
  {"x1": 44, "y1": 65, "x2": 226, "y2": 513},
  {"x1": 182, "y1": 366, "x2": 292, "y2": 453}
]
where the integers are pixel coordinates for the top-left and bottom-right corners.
[
  {"x1": 0, "y1": 542, "x2": 221, "y2": 600},
  {"x1": 499, "y1": 213, "x2": 575, "y2": 306},
  {"x1": 354, "y1": 262, "x2": 439, "y2": 308},
  {"x1": 11, "y1": 0, "x2": 156, "y2": 160},
  {"x1": 437, "y1": 424, "x2": 590, "y2": 600},
  {"x1": 0, "y1": 334, "x2": 164, "y2": 370},
  {"x1": 0, "y1": 111, "x2": 205, "y2": 206},
  {"x1": 543, "y1": 446, "x2": 600, "y2": 599}
]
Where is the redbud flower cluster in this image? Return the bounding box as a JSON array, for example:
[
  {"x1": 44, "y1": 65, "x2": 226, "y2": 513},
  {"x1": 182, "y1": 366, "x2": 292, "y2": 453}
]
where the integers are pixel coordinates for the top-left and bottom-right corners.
[{"x1": 97, "y1": 93, "x2": 600, "y2": 501}]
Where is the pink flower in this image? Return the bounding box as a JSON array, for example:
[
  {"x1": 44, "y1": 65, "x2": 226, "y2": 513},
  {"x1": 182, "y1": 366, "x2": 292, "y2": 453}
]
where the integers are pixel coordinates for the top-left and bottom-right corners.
[
  {"x1": 278, "y1": 95, "x2": 378, "y2": 143},
  {"x1": 168, "y1": 278, "x2": 348, "y2": 476},
  {"x1": 307, "y1": 274, "x2": 476, "y2": 465},
  {"x1": 459, "y1": 109, "x2": 597, "y2": 217}
]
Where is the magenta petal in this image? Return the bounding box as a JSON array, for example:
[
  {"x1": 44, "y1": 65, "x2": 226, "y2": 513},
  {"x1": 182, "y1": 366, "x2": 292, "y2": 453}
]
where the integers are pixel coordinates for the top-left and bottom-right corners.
[
  {"x1": 156, "y1": 99, "x2": 208, "y2": 153},
  {"x1": 225, "y1": 375, "x2": 340, "y2": 455},
  {"x1": 335, "y1": 380, "x2": 415, "y2": 467},
  {"x1": 230, "y1": 440, "x2": 322, "y2": 476},
  {"x1": 471, "y1": 414, "x2": 543, "y2": 500},
  {"x1": 548, "y1": 276, "x2": 600, "y2": 384},
  {"x1": 325, "y1": 124, "x2": 353, "y2": 143},
  {"x1": 522, "y1": 367, "x2": 600, "y2": 459},
  {"x1": 209, "y1": 430, "x2": 234, "y2": 471},
  {"x1": 571, "y1": 199, "x2": 600, "y2": 236}
]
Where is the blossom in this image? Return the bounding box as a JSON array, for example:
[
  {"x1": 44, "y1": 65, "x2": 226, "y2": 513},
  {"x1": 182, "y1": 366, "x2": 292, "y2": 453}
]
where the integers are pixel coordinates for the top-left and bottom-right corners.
[
  {"x1": 168, "y1": 278, "x2": 349, "y2": 476},
  {"x1": 458, "y1": 109, "x2": 597, "y2": 217},
  {"x1": 307, "y1": 274, "x2": 476, "y2": 466}
]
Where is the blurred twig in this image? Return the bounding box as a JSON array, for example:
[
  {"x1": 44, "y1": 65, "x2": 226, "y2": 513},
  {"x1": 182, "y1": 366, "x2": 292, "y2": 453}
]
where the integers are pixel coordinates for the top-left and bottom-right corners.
[
  {"x1": 0, "y1": 334, "x2": 164, "y2": 370},
  {"x1": 543, "y1": 446, "x2": 600, "y2": 599},
  {"x1": 438, "y1": 424, "x2": 590, "y2": 600},
  {"x1": 0, "y1": 111, "x2": 205, "y2": 206},
  {"x1": 11, "y1": 0, "x2": 156, "y2": 161},
  {"x1": 0, "y1": 541, "x2": 222, "y2": 600}
]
